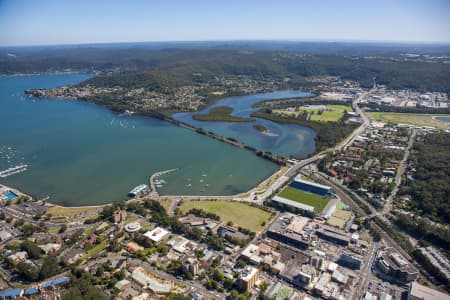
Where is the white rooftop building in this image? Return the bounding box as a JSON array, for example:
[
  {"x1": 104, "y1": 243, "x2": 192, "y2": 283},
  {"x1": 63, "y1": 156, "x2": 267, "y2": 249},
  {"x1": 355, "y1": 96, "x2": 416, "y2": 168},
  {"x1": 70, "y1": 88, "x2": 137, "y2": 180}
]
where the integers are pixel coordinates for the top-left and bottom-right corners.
[{"x1": 143, "y1": 227, "x2": 170, "y2": 243}]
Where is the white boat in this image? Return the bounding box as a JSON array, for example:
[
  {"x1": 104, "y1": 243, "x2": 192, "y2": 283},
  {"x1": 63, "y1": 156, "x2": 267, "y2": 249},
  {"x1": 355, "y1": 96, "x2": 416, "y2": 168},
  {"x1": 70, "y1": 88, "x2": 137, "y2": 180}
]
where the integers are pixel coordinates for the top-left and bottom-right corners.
[{"x1": 128, "y1": 184, "x2": 149, "y2": 197}]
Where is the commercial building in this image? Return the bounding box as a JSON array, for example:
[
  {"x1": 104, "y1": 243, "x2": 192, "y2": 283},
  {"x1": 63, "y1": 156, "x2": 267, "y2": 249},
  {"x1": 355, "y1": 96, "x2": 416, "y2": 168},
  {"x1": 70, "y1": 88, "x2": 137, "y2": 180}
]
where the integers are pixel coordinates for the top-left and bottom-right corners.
[
  {"x1": 166, "y1": 235, "x2": 198, "y2": 254},
  {"x1": 238, "y1": 266, "x2": 259, "y2": 291},
  {"x1": 290, "y1": 179, "x2": 332, "y2": 197},
  {"x1": 375, "y1": 248, "x2": 418, "y2": 283},
  {"x1": 143, "y1": 227, "x2": 170, "y2": 243},
  {"x1": 114, "y1": 279, "x2": 131, "y2": 291},
  {"x1": 240, "y1": 244, "x2": 263, "y2": 265},
  {"x1": 408, "y1": 281, "x2": 450, "y2": 300},
  {"x1": 338, "y1": 253, "x2": 362, "y2": 269},
  {"x1": 316, "y1": 226, "x2": 351, "y2": 246},
  {"x1": 0, "y1": 230, "x2": 12, "y2": 242},
  {"x1": 7, "y1": 251, "x2": 27, "y2": 266},
  {"x1": 131, "y1": 268, "x2": 172, "y2": 294},
  {"x1": 266, "y1": 213, "x2": 313, "y2": 250},
  {"x1": 112, "y1": 210, "x2": 127, "y2": 223},
  {"x1": 182, "y1": 256, "x2": 200, "y2": 276}
]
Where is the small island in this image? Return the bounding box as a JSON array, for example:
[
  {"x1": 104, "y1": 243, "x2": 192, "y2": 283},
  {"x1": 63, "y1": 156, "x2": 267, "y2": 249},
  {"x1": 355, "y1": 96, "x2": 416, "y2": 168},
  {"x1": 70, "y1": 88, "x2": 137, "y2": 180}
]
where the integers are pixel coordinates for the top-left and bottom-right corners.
[
  {"x1": 193, "y1": 106, "x2": 255, "y2": 122},
  {"x1": 253, "y1": 124, "x2": 268, "y2": 132}
]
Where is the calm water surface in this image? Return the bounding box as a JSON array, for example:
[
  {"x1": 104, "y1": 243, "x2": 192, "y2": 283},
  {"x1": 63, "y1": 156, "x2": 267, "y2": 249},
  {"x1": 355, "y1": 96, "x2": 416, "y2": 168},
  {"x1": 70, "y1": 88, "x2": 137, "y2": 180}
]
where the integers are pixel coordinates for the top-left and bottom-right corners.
[
  {"x1": 172, "y1": 90, "x2": 317, "y2": 158},
  {"x1": 1, "y1": 74, "x2": 281, "y2": 206}
]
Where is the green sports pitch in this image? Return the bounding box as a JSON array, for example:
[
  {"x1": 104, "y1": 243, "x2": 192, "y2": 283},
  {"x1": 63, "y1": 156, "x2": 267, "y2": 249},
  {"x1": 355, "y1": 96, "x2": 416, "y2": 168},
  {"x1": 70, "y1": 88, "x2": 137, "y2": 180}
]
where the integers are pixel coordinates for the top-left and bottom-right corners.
[{"x1": 278, "y1": 187, "x2": 329, "y2": 212}]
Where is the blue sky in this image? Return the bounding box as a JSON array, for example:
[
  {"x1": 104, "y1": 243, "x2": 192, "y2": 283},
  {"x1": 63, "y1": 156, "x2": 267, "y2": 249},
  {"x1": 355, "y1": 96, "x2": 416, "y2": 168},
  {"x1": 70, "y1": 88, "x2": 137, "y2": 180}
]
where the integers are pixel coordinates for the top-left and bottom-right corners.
[{"x1": 0, "y1": 0, "x2": 449, "y2": 46}]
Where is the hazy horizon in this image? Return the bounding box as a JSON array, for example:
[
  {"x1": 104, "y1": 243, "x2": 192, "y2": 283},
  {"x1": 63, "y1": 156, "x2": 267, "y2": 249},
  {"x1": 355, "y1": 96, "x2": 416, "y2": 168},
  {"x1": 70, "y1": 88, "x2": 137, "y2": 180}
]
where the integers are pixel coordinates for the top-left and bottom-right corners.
[
  {"x1": 1, "y1": 0, "x2": 449, "y2": 47},
  {"x1": 2, "y1": 38, "x2": 450, "y2": 49}
]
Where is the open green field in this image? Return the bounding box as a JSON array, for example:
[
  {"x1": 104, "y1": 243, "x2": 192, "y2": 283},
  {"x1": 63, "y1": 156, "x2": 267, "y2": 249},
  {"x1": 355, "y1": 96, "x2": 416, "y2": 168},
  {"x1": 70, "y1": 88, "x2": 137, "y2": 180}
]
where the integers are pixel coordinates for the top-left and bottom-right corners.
[
  {"x1": 368, "y1": 112, "x2": 450, "y2": 129},
  {"x1": 179, "y1": 200, "x2": 272, "y2": 232},
  {"x1": 193, "y1": 106, "x2": 255, "y2": 122},
  {"x1": 278, "y1": 187, "x2": 329, "y2": 212},
  {"x1": 274, "y1": 105, "x2": 352, "y2": 122}
]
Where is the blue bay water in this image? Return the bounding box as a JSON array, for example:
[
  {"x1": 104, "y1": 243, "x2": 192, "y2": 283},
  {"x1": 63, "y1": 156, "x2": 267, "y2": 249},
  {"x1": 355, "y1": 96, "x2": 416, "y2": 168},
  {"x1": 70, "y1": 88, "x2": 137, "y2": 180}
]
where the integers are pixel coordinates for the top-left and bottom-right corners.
[
  {"x1": 172, "y1": 90, "x2": 317, "y2": 158},
  {"x1": 1, "y1": 74, "x2": 282, "y2": 206}
]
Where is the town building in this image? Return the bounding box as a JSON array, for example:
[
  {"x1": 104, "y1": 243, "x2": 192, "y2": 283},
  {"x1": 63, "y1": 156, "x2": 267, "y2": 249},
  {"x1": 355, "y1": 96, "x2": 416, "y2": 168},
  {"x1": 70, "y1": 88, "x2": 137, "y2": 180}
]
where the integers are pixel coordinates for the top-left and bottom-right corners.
[
  {"x1": 316, "y1": 226, "x2": 351, "y2": 246},
  {"x1": 7, "y1": 251, "x2": 27, "y2": 266},
  {"x1": 114, "y1": 279, "x2": 132, "y2": 291},
  {"x1": 237, "y1": 266, "x2": 259, "y2": 291},
  {"x1": 266, "y1": 213, "x2": 313, "y2": 250},
  {"x1": 131, "y1": 268, "x2": 172, "y2": 294},
  {"x1": 112, "y1": 209, "x2": 127, "y2": 223},
  {"x1": 375, "y1": 248, "x2": 418, "y2": 283},
  {"x1": 338, "y1": 253, "x2": 362, "y2": 269},
  {"x1": 408, "y1": 281, "x2": 450, "y2": 300},
  {"x1": 182, "y1": 256, "x2": 200, "y2": 276},
  {"x1": 143, "y1": 227, "x2": 170, "y2": 243}
]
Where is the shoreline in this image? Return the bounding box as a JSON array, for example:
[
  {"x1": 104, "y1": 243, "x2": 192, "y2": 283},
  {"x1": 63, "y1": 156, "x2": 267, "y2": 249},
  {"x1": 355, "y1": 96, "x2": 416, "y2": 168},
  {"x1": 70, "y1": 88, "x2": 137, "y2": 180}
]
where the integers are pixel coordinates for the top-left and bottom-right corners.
[
  {"x1": 4, "y1": 76, "x2": 322, "y2": 209},
  {"x1": 0, "y1": 71, "x2": 87, "y2": 78},
  {"x1": 25, "y1": 88, "x2": 291, "y2": 165},
  {"x1": 0, "y1": 162, "x2": 285, "y2": 210}
]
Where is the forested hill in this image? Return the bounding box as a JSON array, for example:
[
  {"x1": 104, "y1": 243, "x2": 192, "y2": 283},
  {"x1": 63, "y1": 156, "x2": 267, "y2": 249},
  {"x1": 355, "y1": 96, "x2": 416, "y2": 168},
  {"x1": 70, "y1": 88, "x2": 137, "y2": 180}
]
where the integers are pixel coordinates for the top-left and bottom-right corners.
[
  {"x1": 403, "y1": 132, "x2": 450, "y2": 224},
  {"x1": 1, "y1": 43, "x2": 450, "y2": 93}
]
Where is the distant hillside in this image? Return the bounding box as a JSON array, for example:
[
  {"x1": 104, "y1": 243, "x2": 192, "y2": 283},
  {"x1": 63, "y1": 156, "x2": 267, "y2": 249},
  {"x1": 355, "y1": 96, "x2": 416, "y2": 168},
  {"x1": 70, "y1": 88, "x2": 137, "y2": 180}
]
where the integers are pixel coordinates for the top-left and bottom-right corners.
[{"x1": 1, "y1": 43, "x2": 449, "y2": 93}]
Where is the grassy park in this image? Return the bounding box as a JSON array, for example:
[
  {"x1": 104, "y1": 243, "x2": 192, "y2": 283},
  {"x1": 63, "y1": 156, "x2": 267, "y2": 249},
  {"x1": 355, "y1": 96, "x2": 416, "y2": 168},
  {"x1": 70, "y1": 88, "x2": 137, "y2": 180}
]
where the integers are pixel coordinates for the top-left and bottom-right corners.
[
  {"x1": 274, "y1": 104, "x2": 353, "y2": 122},
  {"x1": 44, "y1": 205, "x2": 102, "y2": 220},
  {"x1": 193, "y1": 106, "x2": 255, "y2": 122},
  {"x1": 368, "y1": 112, "x2": 450, "y2": 129},
  {"x1": 278, "y1": 187, "x2": 329, "y2": 212},
  {"x1": 179, "y1": 200, "x2": 273, "y2": 232}
]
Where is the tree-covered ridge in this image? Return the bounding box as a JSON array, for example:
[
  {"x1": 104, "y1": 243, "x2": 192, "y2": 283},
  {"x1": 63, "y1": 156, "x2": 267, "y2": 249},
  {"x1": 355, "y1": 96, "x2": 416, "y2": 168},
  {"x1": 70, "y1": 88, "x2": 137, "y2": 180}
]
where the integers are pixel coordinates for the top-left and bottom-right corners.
[
  {"x1": 1, "y1": 45, "x2": 449, "y2": 94},
  {"x1": 404, "y1": 132, "x2": 450, "y2": 224},
  {"x1": 83, "y1": 51, "x2": 450, "y2": 93}
]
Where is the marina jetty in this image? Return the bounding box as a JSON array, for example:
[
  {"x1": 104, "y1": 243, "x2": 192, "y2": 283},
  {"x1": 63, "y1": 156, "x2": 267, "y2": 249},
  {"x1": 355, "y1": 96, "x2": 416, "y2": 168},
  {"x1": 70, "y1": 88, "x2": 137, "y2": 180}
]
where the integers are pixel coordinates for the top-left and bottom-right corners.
[
  {"x1": 0, "y1": 164, "x2": 28, "y2": 178},
  {"x1": 149, "y1": 169, "x2": 178, "y2": 197}
]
